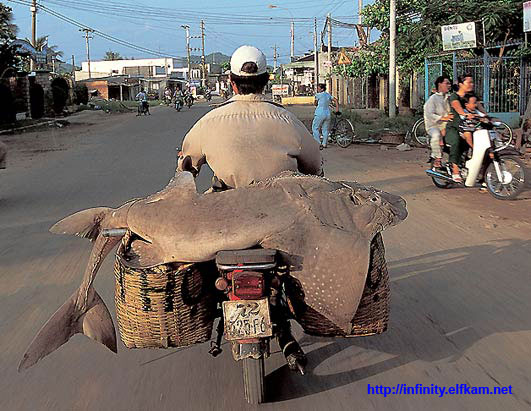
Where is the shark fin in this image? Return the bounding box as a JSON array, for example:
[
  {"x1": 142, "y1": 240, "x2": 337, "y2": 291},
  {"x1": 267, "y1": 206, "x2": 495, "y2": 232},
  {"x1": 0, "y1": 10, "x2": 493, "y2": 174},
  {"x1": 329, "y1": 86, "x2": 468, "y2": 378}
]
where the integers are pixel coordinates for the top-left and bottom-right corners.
[
  {"x1": 18, "y1": 287, "x2": 116, "y2": 372},
  {"x1": 145, "y1": 170, "x2": 197, "y2": 204},
  {"x1": 50, "y1": 207, "x2": 112, "y2": 240}
]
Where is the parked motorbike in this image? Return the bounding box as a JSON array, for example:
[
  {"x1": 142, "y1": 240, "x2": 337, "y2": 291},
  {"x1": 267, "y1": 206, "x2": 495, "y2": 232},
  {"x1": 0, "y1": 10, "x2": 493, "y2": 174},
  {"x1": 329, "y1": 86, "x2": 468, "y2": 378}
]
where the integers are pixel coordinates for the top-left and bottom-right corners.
[
  {"x1": 210, "y1": 249, "x2": 305, "y2": 404},
  {"x1": 425, "y1": 119, "x2": 526, "y2": 200}
]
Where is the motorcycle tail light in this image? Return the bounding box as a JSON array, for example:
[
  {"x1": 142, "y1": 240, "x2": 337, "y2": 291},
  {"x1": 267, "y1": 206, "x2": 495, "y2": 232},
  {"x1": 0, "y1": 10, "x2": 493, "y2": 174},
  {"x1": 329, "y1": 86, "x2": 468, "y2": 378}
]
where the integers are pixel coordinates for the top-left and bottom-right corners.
[{"x1": 233, "y1": 271, "x2": 264, "y2": 299}]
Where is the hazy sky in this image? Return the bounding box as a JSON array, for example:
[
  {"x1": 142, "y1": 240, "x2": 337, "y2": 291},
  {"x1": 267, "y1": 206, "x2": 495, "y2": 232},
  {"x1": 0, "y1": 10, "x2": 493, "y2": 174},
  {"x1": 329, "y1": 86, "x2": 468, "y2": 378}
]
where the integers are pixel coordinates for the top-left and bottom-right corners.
[{"x1": 8, "y1": 0, "x2": 372, "y2": 65}]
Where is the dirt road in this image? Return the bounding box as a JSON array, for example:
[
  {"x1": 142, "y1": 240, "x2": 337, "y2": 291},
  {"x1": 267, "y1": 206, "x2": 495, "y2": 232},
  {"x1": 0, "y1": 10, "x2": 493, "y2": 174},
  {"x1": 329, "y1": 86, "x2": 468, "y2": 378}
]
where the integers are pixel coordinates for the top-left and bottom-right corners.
[{"x1": 1, "y1": 103, "x2": 530, "y2": 411}]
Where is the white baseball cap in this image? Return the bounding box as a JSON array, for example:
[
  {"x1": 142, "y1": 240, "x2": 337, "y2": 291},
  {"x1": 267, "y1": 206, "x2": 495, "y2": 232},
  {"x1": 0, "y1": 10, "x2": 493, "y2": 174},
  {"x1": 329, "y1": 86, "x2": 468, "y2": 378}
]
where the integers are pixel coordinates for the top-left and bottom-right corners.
[{"x1": 230, "y1": 45, "x2": 267, "y2": 77}]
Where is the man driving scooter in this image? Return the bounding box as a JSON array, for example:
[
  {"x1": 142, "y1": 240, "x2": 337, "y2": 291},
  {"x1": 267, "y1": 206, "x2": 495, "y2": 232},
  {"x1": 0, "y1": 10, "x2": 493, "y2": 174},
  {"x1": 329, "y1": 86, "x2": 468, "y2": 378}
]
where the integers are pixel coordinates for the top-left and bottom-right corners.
[
  {"x1": 423, "y1": 76, "x2": 453, "y2": 169},
  {"x1": 135, "y1": 88, "x2": 149, "y2": 116},
  {"x1": 177, "y1": 45, "x2": 322, "y2": 369}
]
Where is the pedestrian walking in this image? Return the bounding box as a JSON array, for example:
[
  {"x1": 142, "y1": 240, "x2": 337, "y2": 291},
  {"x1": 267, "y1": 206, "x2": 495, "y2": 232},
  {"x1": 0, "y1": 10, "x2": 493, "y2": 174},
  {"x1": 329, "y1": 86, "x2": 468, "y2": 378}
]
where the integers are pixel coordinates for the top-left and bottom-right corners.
[{"x1": 312, "y1": 83, "x2": 339, "y2": 149}]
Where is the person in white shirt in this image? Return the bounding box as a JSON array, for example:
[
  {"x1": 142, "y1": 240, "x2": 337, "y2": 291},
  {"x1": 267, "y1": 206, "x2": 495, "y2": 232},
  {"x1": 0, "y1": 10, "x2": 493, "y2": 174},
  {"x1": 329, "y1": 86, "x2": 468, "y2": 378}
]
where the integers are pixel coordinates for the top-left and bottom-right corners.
[{"x1": 423, "y1": 76, "x2": 453, "y2": 168}]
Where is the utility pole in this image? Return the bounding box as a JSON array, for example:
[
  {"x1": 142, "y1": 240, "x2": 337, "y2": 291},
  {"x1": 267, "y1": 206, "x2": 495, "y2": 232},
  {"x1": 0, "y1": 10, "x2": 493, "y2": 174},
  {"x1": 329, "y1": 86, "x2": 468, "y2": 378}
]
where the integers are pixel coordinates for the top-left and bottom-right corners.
[
  {"x1": 358, "y1": 0, "x2": 363, "y2": 24},
  {"x1": 272, "y1": 45, "x2": 278, "y2": 72},
  {"x1": 314, "y1": 17, "x2": 319, "y2": 92},
  {"x1": 181, "y1": 25, "x2": 191, "y2": 84},
  {"x1": 80, "y1": 28, "x2": 94, "y2": 79},
  {"x1": 71, "y1": 55, "x2": 76, "y2": 85},
  {"x1": 327, "y1": 13, "x2": 332, "y2": 92},
  {"x1": 389, "y1": 0, "x2": 396, "y2": 118},
  {"x1": 200, "y1": 20, "x2": 207, "y2": 88},
  {"x1": 30, "y1": 0, "x2": 37, "y2": 71},
  {"x1": 290, "y1": 21, "x2": 295, "y2": 61}
]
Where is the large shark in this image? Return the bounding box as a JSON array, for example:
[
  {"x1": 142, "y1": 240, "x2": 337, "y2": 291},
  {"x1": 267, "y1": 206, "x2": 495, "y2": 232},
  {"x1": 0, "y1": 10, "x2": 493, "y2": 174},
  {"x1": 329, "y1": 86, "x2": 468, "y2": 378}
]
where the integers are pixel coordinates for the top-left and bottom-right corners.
[{"x1": 19, "y1": 171, "x2": 407, "y2": 371}]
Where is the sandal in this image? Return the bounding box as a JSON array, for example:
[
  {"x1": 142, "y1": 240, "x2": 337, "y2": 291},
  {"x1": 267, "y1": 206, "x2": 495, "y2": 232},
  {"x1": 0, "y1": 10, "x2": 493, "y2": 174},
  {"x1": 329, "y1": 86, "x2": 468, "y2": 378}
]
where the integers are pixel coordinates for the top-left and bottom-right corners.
[{"x1": 452, "y1": 173, "x2": 463, "y2": 183}]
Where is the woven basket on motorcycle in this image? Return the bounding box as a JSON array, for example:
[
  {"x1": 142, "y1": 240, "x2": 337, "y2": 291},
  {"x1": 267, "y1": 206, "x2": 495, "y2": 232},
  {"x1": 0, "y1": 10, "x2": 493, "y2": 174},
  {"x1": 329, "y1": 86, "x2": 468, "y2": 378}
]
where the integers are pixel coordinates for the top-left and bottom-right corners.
[
  {"x1": 114, "y1": 231, "x2": 217, "y2": 349},
  {"x1": 285, "y1": 232, "x2": 389, "y2": 337}
]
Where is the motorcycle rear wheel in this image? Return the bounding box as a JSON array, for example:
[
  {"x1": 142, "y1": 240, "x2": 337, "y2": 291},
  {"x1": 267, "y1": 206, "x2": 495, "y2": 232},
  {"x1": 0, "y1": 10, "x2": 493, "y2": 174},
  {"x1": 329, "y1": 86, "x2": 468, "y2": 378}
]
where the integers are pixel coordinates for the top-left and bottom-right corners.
[
  {"x1": 485, "y1": 156, "x2": 526, "y2": 200},
  {"x1": 242, "y1": 357, "x2": 265, "y2": 404}
]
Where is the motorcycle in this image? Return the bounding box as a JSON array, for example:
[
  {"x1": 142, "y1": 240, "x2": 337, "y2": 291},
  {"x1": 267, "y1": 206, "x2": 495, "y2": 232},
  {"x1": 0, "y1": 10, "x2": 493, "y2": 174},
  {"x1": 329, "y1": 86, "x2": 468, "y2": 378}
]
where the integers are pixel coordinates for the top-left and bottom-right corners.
[
  {"x1": 174, "y1": 96, "x2": 183, "y2": 112},
  {"x1": 425, "y1": 119, "x2": 526, "y2": 200},
  {"x1": 185, "y1": 94, "x2": 194, "y2": 108},
  {"x1": 137, "y1": 101, "x2": 150, "y2": 116},
  {"x1": 210, "y1": 248, "x2": 305, "y2": 404}
]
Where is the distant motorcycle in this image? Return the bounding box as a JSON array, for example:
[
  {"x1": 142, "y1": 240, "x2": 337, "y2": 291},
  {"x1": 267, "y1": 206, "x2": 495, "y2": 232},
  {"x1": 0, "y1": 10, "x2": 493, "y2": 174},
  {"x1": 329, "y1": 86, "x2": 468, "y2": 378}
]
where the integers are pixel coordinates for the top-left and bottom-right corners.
[
  {"x1": 175, "y1": 96, "x2": 183, "y2": 112},
  {"x1": 185, "y1": 94, "x2": 194, "y2": 108},
  {"x1": 137, "y1": 101, "x2": 150, "y2": 116}
]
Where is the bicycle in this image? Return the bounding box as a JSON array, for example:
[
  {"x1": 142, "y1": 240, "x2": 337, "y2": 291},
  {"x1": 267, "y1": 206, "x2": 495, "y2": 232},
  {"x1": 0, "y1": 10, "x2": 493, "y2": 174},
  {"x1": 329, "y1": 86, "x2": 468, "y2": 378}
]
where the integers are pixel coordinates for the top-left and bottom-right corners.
[
  {"x1": 409, "y1": 117, "x2": 513, "y2": 149},
  {"x1": 327, "y1": 112, "x2": 356, "y2": 148}
]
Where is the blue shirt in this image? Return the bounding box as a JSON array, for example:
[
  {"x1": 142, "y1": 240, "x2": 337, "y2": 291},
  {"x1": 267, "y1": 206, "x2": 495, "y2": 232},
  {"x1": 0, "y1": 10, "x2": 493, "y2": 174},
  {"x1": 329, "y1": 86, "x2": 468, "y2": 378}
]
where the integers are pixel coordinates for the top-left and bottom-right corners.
[{"x1": 315, "y1": 92, "x2": 333, "y2": 116}]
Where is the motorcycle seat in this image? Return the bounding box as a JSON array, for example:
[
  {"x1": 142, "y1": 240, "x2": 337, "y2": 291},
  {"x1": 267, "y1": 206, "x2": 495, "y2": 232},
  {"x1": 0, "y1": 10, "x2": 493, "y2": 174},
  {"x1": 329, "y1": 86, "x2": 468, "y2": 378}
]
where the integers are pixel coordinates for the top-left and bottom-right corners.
[{"x1": 216, "y1": 249, "x2": 276, "y2": 265}]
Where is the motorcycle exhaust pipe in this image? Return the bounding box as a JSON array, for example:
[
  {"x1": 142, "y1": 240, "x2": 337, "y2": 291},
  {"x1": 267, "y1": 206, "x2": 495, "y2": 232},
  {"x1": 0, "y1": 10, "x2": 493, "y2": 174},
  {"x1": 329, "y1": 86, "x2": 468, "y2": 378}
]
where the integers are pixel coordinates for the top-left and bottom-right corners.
[{"x1": 425, "y1": 169, "x2": 455, "y2": 182}]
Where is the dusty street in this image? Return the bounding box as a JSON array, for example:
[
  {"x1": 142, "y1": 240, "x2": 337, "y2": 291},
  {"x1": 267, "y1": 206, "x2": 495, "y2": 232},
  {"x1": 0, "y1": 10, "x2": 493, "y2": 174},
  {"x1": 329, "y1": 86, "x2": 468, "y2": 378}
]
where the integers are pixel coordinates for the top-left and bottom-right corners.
[{"x1": 1, "y1": 103, "x2": 530, "y2": 411}]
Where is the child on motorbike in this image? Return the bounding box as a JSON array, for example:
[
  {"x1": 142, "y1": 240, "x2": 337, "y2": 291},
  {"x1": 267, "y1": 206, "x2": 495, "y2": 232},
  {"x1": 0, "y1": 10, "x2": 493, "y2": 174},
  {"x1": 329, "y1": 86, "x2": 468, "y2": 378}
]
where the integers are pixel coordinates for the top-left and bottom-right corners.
[{"x1": 459, "y1": 93, "x2": 486, "y2": 149}]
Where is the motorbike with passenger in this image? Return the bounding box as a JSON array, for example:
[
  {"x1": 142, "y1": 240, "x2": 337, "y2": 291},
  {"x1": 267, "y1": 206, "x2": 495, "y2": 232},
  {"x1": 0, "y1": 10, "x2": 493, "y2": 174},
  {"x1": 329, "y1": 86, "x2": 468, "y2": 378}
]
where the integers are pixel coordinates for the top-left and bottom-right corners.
[{"x1": 425, "y1": 116, "x2": 526, "y2": 200}]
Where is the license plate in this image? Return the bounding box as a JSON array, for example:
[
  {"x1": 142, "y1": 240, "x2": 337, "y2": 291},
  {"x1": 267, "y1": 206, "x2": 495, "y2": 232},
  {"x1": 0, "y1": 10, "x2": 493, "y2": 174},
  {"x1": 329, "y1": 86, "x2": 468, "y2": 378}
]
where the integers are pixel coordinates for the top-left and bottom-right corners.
[{"x1": 222, "y1": 298, "x2": 273, "y2": 341}]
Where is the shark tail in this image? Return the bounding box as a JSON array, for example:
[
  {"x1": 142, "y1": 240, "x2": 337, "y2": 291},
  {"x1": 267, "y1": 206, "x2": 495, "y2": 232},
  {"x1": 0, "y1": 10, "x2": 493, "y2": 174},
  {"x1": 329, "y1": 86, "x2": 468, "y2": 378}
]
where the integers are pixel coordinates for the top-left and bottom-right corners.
[
  {"x1": 50, "y1": 207, "x2": 113, "y2": 241},
  {"x1": 18, "y1": 286, "x2": 117, "y2": 371}
]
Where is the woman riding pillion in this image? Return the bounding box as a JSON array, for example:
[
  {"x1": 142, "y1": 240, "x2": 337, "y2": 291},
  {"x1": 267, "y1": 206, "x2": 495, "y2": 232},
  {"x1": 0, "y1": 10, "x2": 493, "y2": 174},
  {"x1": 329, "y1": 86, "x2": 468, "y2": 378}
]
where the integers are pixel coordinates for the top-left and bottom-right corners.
[
  {"x1": 446, "y1": 74, "x2": 476, "y2": 182},
  {"x1": 312, "y1": 83, "x2": 339, "y2": 150}
]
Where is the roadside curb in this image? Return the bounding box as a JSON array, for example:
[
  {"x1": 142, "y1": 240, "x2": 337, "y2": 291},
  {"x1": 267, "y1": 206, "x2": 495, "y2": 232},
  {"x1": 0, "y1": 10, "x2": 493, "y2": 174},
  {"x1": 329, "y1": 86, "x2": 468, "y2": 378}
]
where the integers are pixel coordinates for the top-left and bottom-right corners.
[{"x1": 0, "y1": 120, "x2": 64, "y2": 135}]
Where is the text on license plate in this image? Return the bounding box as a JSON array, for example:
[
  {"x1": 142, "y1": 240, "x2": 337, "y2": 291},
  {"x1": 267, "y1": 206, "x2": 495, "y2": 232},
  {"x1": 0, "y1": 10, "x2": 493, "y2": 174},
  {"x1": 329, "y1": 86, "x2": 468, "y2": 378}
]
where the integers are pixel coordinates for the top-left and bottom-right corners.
[{"x1": 222, "y1": 298, "x2": 273, "y2": 340}]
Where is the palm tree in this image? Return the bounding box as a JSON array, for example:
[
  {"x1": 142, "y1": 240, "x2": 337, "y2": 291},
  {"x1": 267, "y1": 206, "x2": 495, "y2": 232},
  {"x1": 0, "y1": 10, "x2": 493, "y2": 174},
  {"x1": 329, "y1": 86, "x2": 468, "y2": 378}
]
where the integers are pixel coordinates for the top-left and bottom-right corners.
[{"x1": 24, "y1": 36, "x2": 64, "y2": 58}]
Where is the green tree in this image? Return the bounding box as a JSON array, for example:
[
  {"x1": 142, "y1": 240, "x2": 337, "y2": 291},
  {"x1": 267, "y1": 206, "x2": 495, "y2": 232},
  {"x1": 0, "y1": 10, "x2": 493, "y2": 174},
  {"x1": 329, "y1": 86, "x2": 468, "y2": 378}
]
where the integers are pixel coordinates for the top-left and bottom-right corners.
[
  {"x1": 0, "y1": 4, "x2": 24, "y2": 76},
  {"x1": 220, "y1": 61, "x2": 230, "y2": 72},
  {"x1": 338, "y1": 0, "x2": 524, "y2": 78},
  {"x1": 103, "y1": 50, "x2": 122, "y2": 61}
]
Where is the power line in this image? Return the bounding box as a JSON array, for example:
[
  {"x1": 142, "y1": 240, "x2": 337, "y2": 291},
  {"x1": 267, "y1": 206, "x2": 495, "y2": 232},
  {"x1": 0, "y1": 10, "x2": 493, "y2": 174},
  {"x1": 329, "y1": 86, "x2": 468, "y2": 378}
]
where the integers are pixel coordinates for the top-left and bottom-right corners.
[{"x1": 9, "y1": 0, "x2": 186, "y2": 59}]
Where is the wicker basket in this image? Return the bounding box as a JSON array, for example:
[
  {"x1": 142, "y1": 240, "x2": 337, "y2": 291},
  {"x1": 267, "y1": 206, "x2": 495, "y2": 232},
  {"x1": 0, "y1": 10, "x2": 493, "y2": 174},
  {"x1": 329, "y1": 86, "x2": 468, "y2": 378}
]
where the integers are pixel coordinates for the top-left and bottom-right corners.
[
  {"x1": 285, "y1": 232, "x2": 390, "y2": 337},
  {"x1": 114, "y1": 233, "x2": 217, "y2": 349}
]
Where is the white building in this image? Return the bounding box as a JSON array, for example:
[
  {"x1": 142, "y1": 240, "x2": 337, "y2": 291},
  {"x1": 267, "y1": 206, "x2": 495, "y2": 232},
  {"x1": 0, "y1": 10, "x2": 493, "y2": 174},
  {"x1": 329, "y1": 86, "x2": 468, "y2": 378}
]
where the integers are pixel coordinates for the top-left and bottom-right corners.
[{"x1": 75, "y1": 57, "x2": 188, "y2": 81}]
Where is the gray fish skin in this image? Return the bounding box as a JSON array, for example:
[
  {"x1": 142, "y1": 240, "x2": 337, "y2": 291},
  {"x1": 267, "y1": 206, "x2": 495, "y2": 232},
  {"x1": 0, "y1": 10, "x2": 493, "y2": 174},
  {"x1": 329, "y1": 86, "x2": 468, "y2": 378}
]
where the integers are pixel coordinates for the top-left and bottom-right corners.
[{"x1": 19, "y1": 171, "x2": 407, "y2": 369}]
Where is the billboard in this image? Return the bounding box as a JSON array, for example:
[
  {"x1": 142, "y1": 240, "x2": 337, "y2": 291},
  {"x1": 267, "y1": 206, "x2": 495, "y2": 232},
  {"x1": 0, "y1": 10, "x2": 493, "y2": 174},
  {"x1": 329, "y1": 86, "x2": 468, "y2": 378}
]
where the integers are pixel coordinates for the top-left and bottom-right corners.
[
  {"x1": 271, "y1": 84, "x2": 289, "y2": 96},
  {"x1": 525, "y1": 1, "x2": 531, "y2": 32},
  {"x1": 441, "y1": 22, "x2": 477, "y2": 51}
]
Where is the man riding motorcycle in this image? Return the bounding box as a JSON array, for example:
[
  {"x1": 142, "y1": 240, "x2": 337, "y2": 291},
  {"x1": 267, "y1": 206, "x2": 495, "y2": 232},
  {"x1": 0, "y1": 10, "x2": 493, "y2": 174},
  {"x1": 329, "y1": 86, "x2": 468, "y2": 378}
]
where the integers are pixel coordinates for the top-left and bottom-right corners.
[
  {"x1": 424, "y1": 75, "x2": 453, "y2": 169},
  {"x1": 177, "y1": 45, "x2": 322, "y2": 367},
  {"x1": 135, "y1": 88, "x2": 149, "y2": 116}
]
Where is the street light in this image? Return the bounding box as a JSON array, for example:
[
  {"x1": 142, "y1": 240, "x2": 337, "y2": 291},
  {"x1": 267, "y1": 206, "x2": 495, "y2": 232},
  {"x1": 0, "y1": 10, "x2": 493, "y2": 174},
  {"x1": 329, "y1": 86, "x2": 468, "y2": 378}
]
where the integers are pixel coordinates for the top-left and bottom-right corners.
[{"x1": 268, "y1": 4, "x2": 295, "y2": 61}]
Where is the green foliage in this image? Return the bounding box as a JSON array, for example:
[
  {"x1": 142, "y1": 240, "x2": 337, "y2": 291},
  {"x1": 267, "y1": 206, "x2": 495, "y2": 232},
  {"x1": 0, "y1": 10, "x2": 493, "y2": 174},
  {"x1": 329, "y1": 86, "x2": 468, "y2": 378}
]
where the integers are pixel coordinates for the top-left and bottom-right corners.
[
  {"x1": 73, "y1": 84, "x2": 89, "y2": 105},
  {"x1": 339, "y1": 0, "x2": 524, "y2": 78},
  {"x1": 0, "y1": 4, "x2": 25, "y2": 76},
  {"x1": 0, "y1": 83, "x2": 15, "y2": 123},
  {"x1": 221, "y1": 61, "x2": 230, "y2": 72},
  {"x1": 30, "y1": 83, "x2": 45, "y2": 119},
  {"x1": 51, "y1": 77, "x2": 69, "y2": 114}
]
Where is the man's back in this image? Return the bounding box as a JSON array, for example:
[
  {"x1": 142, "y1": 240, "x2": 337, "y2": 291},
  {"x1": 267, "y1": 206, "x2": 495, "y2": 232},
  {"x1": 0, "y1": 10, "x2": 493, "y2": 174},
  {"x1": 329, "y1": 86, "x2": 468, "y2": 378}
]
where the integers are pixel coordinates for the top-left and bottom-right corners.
[{"x1": 179, "y1": 93, "x2": 321, "y2": 188}]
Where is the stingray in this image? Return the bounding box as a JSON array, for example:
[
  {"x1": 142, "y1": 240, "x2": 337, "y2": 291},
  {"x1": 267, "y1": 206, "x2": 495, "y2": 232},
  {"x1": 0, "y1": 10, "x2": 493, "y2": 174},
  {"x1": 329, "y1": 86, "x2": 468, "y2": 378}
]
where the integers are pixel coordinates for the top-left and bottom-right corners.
[{"x1": 18, "y1": 171, "x2": 407, "y2": 371}]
